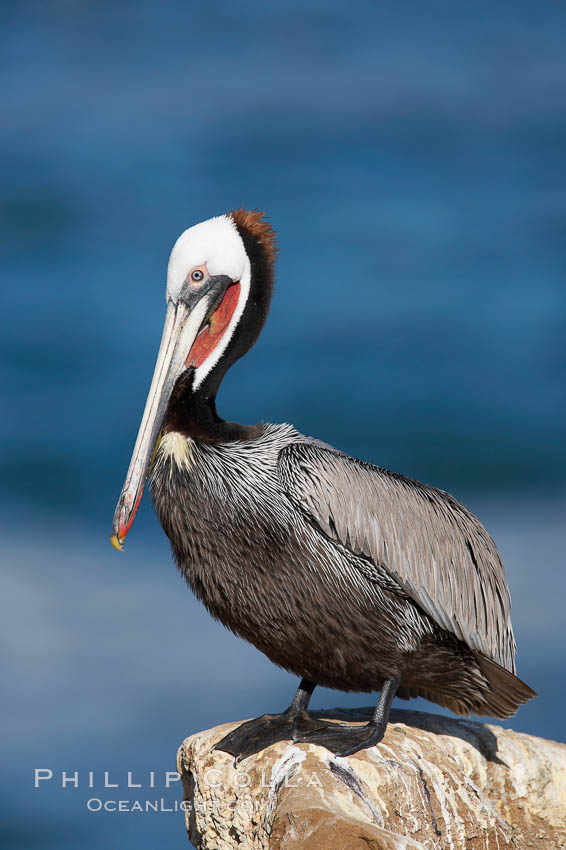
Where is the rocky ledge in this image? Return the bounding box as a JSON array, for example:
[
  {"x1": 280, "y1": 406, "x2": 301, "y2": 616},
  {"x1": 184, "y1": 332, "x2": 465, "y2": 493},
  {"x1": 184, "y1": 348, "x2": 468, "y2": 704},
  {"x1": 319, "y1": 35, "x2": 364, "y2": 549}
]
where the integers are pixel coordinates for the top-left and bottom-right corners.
[{"x1": 177, "y1": 707, "x2": 566, "y2": 850}]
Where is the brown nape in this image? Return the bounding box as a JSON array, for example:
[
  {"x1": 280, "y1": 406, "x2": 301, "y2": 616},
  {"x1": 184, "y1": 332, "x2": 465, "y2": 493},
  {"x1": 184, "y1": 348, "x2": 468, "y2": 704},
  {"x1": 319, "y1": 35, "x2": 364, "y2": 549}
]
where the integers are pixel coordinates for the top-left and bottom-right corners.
[{"x1": 230, "y1": 208, "x2": 278, "y2": 268}]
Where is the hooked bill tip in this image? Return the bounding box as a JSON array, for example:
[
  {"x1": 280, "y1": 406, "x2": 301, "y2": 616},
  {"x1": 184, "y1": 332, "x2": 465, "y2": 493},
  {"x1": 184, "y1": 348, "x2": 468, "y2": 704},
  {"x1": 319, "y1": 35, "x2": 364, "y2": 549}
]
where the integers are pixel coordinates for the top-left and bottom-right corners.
[{"x1": 110, "y1": 534, "x2": 124, "y2": 552}]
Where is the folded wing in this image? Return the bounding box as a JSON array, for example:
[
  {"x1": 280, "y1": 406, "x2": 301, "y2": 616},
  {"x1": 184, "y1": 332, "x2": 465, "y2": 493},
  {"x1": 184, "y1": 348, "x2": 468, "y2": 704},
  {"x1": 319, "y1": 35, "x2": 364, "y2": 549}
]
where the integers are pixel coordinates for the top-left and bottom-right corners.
[{"x1": 279, "y1": 442, "x2": 516, "y2": 672}]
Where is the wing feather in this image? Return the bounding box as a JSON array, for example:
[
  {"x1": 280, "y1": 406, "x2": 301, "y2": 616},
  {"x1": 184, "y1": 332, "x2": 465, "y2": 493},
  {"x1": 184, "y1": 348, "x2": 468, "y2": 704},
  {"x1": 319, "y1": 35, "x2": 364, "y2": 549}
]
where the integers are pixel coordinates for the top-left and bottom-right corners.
[{"x1": 279, "y1": 443, "x2": 516, "y2": 672}]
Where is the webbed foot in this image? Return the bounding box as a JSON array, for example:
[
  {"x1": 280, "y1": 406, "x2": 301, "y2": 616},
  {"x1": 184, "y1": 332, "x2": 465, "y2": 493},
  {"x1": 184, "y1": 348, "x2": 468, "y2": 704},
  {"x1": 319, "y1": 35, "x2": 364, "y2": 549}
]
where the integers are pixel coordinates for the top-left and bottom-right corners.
[
  {"x1": 212, "y1": 676, "x2": 399, "y2": 762},
  {"x1": 213, "y1": 678, "x2": 318, "y2": 764},
  {"x1": 213, "y1": 708, "x2": 322, "y2": 764},
  {"x1": 294, "y1": 719, "x2": 386, "y2": 756}
]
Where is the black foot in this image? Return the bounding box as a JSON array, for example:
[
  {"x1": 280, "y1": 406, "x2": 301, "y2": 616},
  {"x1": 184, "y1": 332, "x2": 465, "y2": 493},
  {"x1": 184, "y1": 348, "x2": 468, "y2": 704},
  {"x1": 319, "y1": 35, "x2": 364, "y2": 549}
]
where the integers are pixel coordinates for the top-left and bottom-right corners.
[
  {"x1": 212, "y1": 676, "x2": 398, "y2": 762},
  {"x1": 213, "y1": 709, "x2": 324, "y2": 764},
  {"x1": 294, "y1": 720, "x2": 386, "y2": 757}
]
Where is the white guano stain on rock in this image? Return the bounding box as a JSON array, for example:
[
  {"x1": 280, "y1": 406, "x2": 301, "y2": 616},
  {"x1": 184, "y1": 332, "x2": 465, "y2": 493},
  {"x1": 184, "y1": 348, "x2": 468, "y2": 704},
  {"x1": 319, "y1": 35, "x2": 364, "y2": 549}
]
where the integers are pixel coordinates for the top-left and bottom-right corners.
[{"x1": 265, "y1": 745, "x2": 307, "y2": 835}]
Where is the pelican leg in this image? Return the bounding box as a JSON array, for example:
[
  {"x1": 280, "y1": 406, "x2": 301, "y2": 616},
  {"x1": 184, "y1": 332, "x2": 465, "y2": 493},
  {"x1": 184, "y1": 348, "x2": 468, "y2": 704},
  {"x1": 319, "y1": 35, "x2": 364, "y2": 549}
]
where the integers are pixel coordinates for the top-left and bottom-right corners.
[
  {"x1": 294, "y1": 676, "x2": 400, "y2": 757},
  {"x1": 213, "y1": 679, "x2": 316, "y2": 764}
]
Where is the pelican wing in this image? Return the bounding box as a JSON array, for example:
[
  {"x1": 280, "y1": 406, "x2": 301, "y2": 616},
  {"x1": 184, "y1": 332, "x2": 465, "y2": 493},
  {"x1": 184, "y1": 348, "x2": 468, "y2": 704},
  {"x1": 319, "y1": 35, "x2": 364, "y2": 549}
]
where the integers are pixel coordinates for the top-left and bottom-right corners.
[{"x1": 279, "y1": 443, "x2": 516, "y2": 672}]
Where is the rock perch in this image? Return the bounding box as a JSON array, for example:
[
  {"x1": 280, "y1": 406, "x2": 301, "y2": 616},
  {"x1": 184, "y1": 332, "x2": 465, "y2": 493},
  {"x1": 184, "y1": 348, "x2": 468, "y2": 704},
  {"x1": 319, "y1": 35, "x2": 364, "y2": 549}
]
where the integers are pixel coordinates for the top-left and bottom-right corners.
[{"x1": 177, "y1": 708, "x2": 566, "y2": 850}]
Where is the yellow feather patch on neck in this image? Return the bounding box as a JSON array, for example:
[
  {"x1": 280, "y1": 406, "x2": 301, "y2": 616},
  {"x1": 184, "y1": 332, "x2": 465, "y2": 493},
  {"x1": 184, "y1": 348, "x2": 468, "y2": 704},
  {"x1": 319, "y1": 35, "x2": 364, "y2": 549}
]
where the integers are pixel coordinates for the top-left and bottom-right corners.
[{"x1": 158, "y1": 432, "x2": 195, "y2": 471}]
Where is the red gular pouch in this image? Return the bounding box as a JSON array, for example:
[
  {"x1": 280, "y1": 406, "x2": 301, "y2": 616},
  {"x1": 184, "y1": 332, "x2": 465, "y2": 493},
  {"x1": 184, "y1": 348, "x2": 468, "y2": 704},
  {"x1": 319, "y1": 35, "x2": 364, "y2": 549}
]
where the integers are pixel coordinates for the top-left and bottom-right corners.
[{"x1": 186, "y1": 283, "x2": 241, "y2": 369}]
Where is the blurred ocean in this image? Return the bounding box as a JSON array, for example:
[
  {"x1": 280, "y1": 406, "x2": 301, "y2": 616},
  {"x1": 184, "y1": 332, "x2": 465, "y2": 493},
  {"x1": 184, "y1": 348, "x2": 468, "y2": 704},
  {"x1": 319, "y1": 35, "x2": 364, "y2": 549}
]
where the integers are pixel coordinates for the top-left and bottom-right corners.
[{"x1": 1, "y1": 1, "x2": 565, "y2": 847}]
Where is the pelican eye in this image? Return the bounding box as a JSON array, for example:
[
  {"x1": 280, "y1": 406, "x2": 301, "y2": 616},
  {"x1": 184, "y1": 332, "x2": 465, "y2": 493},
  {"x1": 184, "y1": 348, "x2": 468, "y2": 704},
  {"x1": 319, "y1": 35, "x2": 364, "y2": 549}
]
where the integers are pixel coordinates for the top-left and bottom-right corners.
[{"x1": 190, "y1": 268, "x2": 205, "y2": 283}]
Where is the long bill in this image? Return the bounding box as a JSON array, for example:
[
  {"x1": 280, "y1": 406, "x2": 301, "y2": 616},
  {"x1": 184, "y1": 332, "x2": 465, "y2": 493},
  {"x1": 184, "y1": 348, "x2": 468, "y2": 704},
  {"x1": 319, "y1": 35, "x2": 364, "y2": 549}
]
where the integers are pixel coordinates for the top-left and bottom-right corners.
[{"x1": 110, "y1": 295, "x2": 211, "y2": 550}]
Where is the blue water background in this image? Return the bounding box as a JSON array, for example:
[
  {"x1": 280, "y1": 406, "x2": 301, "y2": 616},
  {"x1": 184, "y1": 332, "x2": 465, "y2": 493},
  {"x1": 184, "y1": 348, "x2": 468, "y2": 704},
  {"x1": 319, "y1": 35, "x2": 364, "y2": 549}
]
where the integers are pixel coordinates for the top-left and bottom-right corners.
[{"x1": 2, "y1": 1, "x2": 565, "y2": 847}]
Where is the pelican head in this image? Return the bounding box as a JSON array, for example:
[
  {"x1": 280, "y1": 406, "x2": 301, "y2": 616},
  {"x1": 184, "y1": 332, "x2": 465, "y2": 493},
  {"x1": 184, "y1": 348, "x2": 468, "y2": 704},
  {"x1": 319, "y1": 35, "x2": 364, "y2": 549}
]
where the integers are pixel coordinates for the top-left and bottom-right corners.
[{"x1": 111, "y1": 209, "x2": 277, "y2": 550}]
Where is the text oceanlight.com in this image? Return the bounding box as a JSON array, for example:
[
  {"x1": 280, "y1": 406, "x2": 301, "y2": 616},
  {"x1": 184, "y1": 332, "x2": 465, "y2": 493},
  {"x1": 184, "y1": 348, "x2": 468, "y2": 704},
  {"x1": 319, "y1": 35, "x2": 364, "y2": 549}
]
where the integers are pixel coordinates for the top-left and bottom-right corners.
[{"x1": 87, "y1": 798, "x2": 190, "y2": 813}]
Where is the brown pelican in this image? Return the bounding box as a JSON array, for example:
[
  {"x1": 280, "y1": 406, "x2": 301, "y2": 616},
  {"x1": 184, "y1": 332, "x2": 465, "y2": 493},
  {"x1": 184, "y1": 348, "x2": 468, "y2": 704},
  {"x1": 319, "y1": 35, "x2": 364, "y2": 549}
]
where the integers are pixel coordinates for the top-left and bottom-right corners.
[{"x1": 111, "y1": 209, "x2": 535, "y2": 760}]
